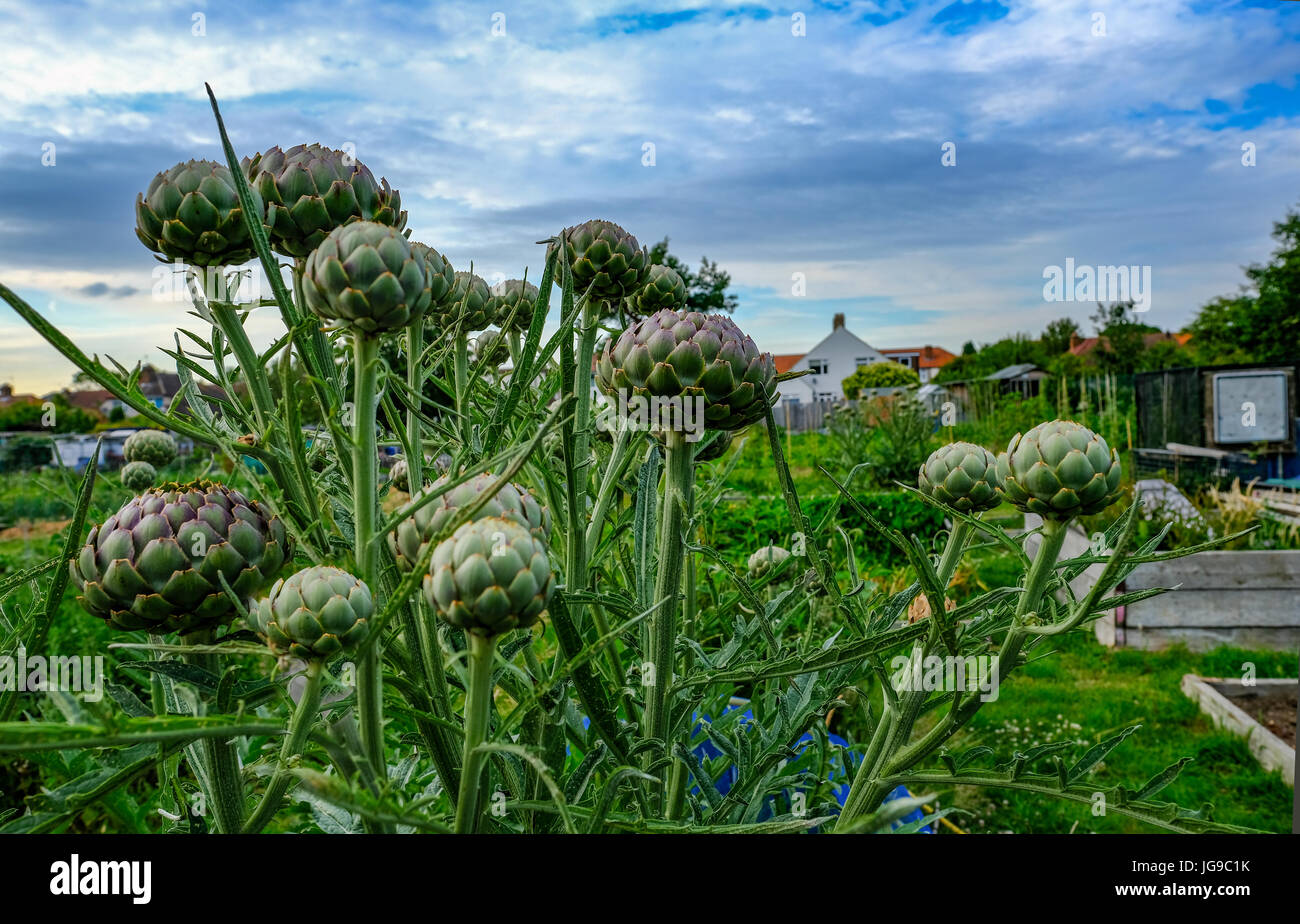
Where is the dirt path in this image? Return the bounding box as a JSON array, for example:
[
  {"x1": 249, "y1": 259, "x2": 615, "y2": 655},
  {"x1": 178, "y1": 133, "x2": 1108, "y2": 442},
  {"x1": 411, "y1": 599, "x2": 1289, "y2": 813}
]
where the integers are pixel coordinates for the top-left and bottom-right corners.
[{"x1": 0, "y1": 519, "x2": 71, "y2": 541}]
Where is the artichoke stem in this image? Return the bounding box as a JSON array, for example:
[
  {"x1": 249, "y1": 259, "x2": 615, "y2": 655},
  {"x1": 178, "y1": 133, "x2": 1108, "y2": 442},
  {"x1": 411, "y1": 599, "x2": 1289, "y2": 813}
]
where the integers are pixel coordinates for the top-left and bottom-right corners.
[
  {"x1": 453, "y1": 328, "x2": 470, "y2": 446},
  {"x1": 405, "y1": 322, "x2": 424, "y2": 491},
  {"x1": 350, "y1": 334, "x2": 386, "y2": 800},
  {"x1": 455, "y1": 631, "x2": 498, "y2": 834},
  {"x1": 644, "y1": 429, "x2": 691, "y2": 795},
  {"x1": 242, "y1": 660, "x2": 323, "y2": 834}
]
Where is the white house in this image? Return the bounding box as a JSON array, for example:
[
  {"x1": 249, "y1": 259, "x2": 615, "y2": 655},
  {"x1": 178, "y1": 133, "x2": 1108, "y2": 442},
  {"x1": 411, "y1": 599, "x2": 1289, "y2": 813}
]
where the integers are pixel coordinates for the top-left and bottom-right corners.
[{"x1": 776, "y1": 313, "x2": 887, "y2": 407}]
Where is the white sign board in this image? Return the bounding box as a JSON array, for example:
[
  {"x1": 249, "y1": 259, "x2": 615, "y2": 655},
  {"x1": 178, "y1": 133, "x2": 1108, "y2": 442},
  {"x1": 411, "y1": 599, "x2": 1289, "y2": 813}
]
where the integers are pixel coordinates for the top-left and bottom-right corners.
[{"x1": 1212, "y1": 370, "x2": 1289, "y2": 444}]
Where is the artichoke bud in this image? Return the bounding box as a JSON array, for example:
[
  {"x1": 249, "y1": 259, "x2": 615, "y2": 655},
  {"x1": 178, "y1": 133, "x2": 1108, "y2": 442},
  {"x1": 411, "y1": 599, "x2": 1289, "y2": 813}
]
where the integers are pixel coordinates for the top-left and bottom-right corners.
[
  {"x1": 747, "y1": 545, "x2": 791, "y2": 578},
  {"x1": 549, "y1": 220, "x2": 649, "y2": 303},
  {"x1": 693, "y1": 430, "x2": 732, "y2": 462},
  {"x1": 423, "y1": 517, "x2": 554, "y2": 637},
  {"x1": 596, "y1": 308, "x2": 777, "y2": 433},
  {"x1": 996, "y1": 419, "x2": 1123, "y2": 520},
  {"x1": 473, "y1": 329, "x2": 510, "y2": 367},
  {"x1": 490, "y1": 278, "x2": 539, "y2": 332},
  {"x1": 631, "y1": 264, "x2": 687, "y2": 317},
  {"x1": 135, "y1": 159, "x2": 264, "y2": 267},
  {"x1": 917, "y1": 441, "x2": 1001, "y2": 513},
  {"x1": 123, "y1": 429, "x2": 177, "y2": 468},
  {"x1": 389, "y1": 472, "x2": 551, "y2": 573},
  {"x1": 301, "y1": 221, "x2": 431, "y2": 335},
  {"x1": 69, "y1": 481, "x2": 291, "y2": 634},
  {"x1": 120, "y1": 461, "x2": 157, "y2": 492},
  {"x1": 241, "y1": 143, "x2": 406, "y2": 258},
  {"x1": 409, "y1": 241, "x2": 457, "y2": 312},
  {"x1": 252, "y1": 566, "x2": 372, "y2": 662},
  {"x1": 449, "y1": 271, "x2": 494, "y2": 331}
]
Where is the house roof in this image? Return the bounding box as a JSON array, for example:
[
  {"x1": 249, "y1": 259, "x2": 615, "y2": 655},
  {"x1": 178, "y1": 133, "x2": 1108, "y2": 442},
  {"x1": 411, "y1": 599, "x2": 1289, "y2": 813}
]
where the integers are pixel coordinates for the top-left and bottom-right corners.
[
  {"x1": 772, "y1": 353, "x2": 804, "y2": 374},
  {"x1": 987, "y1": 363, "x2": 1040, "y2": 380},
  {"x1": 1069, "y1": 331, "x2": 1191, "y2": 357},
  {"x1": 879, "y1": 345, "x2": 957, "y2": 369}
]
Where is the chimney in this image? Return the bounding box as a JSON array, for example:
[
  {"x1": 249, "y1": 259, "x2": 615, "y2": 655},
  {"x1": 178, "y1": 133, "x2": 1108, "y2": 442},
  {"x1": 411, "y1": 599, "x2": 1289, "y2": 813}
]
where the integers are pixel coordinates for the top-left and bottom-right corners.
[
  {"x1": 0, "y1": 383, "x2": 11, "y2": 398},
  {"x1": 832, "y1": 312, "x2": 845, "y2": 331},
  {"x1": 1069, "y1": 331, "x2": 1080, "y2": 351}
]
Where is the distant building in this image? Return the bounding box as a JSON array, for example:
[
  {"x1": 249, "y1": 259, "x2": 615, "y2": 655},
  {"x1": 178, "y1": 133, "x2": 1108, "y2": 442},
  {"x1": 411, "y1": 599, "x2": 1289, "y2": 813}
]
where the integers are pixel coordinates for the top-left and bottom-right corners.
[
  {"x1": 1068, "y1": 331, "x2": 1191, "y2": 360},
  {"x1": 776, "y1": 313, "x2": 888, "y2": 406},
  {"x1": 877, "y1": 345, "x2": 957, "y2": 384},
  {"x1": 0, "y1": 383, "x2": 40, "y2": 408}
]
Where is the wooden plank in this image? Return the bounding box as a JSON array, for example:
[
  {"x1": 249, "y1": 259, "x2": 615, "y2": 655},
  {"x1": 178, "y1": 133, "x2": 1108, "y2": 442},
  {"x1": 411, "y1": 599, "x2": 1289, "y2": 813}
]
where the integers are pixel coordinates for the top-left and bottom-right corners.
[
  {"x1": 1126, "y1": 626, "x2": 1300, "y2": 654},
  {"x1": 1126, "y1": 551, "x2": 1300, "y2": 590},
  {"x1": 1127, "y1": 591, "x2": 1300, "y2": 627},
  {"x1": 1181, "y1": 675, "x2": 1295, "y2": 785}
]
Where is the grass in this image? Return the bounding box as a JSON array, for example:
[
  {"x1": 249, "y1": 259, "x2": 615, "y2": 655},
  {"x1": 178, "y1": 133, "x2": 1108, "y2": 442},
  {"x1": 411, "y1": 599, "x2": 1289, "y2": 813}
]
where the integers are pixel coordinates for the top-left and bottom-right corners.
[{"x1": 924, "y1": 631, "x2": 1296, "y2": 833}]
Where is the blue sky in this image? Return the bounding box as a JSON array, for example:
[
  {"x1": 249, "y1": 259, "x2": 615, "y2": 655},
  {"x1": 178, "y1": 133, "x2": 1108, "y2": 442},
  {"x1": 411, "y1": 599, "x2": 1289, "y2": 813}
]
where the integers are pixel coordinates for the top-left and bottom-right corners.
[{"x1": 1, "y1": 0, "x2": 1298, "y2": 392}]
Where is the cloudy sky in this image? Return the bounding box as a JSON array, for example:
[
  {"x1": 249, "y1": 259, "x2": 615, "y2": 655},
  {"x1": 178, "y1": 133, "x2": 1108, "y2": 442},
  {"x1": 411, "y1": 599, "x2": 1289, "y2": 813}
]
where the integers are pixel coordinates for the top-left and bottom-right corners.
[{"x1": 1, "y1": 0, "x2": 1297, "y2": 393}]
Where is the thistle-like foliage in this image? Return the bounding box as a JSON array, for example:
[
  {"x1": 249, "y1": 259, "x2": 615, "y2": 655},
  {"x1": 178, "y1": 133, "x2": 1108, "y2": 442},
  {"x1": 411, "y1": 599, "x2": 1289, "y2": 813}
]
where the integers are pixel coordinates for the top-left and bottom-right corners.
[
  {"x1": 70, "y1": 481, "x2": 290, "y2": 634},
  {"x1": 997, "y1": 420, "x2": 1122, "y2": 519},
  {"x1": 135, "y1": 159, "x2": 264, "y2": 267},
  {"x1": 424, "y1": 517, "x2": 554, "y2": 636},
  {"x1": 252, "y1": 566, "x2": 372, "y2": 661},
  {"x1": 301, "y1": 221, "x2": 431, "y2": 334},
  {"x1": 242, "y1": 143, "x2": 406, "y2": 258},
  {"x1": 597, "y1": 308, "x2": 777, "y2": 431}
]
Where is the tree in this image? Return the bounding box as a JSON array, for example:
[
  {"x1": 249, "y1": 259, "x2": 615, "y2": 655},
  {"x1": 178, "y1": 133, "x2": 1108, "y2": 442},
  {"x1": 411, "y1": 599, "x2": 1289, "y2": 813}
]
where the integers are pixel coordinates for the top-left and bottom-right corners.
[
  {"x1": 842, "y1": 361, "x2": 920, "y2": 397},
  {"x1": 1089, "y1": 300, "x2": 1159, "y2": 374},
  {"x1": 646, "y1": 238, "x2": 738, "y2": 314},
  {"x1": 1185, "y1": 205, "x2": 1300, "y2": 364},
  {"x1": 1041, "y1": 317, "x2": 1080, "y2": 356}
]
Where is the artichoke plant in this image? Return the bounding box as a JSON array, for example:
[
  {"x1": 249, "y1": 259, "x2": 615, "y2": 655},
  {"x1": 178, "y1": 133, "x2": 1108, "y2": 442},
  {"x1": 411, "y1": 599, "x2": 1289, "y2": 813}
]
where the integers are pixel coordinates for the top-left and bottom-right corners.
[
  {"x1": 997, "y1": 420, "x2": 1122, "y2": 520},
  {"x1": 119, "y1": 461, "x2": 156, "y2": 492},
  {"x1": 123, "y1": 429, "x2": 177, "y2": 468},
  {"x1": 596, "y1": 309, "x2": 778, "y2": 432},
  {"x1": 390, "y1": 473, "x2": 550, "y2": 572},
  {"x1": 423, "y1": 517, "x2": 554, "y2": 636},
  {"x1": 389, "y1": 458, "x2": 411, "y2": 493},
  {"x1": 490, "y1": 278, "x2": 538, "y2": 332},
  {"x1": 242, "y1": 143, "x2": 406, "y2": 258},
  {"x1": 693, "y1": 430, "x2": 732, "y2": 462},
  {"x1": 747, "y1": 544, "x2": 791, "y2": 578},
  {"x1": 135, "y1": 159, "x2": 264, "y2": 267},
  {"x1": 301, "y1": 221, "x2": 432, "y2": 334},
  {"x1": 917, "y1": 441, "x2": 1001, "y2": 513},
  {"x1": 70, "y1": 482, "x2": 290, "y2": 633},
  {"x1": 450, "y1": 271, "x2": 494, "y2": 331},
  {"x1": 631, "y1": 264, "x2": 687, "y2": 317},
  {"x1": 473, "y1": 330, "x2": 509, "y2": 367},
  {"x1": 550, "y1": 220, "x2": 649, "y2": 303},
  {"x1": 252, "y1": 566, "x2": 372, "y2": 662}
]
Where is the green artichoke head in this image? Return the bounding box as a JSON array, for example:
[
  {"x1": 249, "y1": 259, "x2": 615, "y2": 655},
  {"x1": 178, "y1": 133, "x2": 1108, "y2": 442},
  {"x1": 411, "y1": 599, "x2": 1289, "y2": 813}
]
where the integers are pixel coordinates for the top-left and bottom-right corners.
[
  {"x1": 389, "y1": 458, "x2": 411, "y2": 493},
  {"x1": 135, "y1": 159, "x2": 265, "y2": 267},
  {"x1": 490, "y1": 278, "x2": 539, "y2": 332},
  {"x1": 409, "y1": 241, "x2": 457, "y2": 312},
  {"x1": 119, "y1": 461, "x2": 157, "y2": 492},
  {"x1": 389, "y1": 472, "x2": 551, "y2": 572},
  {"x1": 449, "y1": 271, "x2": 494, "y2": 331},
  {"x1": 549, "y1": 220, "x2": 649, "y2": 303},
  {"x1": 70, "y1": 481, "x2": 291, "y2": 634},
  {"x1": 123, "y1": 429, "x2": 177, "y2": 468},
  {"x1": 996, "y1": 420, "x2": 1123, "y2": 520},
  {"x1": 423, "y1": 517, "x2": 554, "y2": 637},
  {"x1": 596, "y1": 309, "x2": 777, "y2": 432},
  {"x1": 747, "y1": 544, "x2": 791, "y2": 578},
  {"x1": 241, "y1": 143, "x2": 406, "y2": 258},
  {"x1": 302, "y1": 221, "x2": 431, "y2": 334},
  {"x1": 473, "y1": 329, "x2": 510, "y2": 368},
  {"x1": 252, "y1": 566, "x2": 372, "y2": 662},
  {"x1": 693, "y1": 430, "x2": 733, "y2": 463},
  {"x1": 918, "y1": 441, "x2": 1001, "y2": 513},
  {"x1": 631, "y1": 264, "x2": 687, "y2": 317}
]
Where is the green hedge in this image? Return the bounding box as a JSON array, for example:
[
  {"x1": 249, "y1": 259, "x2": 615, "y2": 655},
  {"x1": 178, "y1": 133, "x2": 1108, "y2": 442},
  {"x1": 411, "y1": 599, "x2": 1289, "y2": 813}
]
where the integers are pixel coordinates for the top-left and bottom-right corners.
[{"x1": 703, "y1": 491, "x2": 945, "y2": 567}]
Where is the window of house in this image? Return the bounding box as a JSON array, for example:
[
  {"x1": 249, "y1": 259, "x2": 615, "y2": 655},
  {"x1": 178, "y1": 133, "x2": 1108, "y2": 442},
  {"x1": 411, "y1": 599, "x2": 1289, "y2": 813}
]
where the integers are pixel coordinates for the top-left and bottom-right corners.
[
  {"x1": 854, "y1": 357, "x2": 873, "y2": 366},
  {"x1": 816, "y1": 392, "x2": 834, "y2": 402},
  {"x1": 807, "y1": 358, "x2": 828, "y2": 374}
]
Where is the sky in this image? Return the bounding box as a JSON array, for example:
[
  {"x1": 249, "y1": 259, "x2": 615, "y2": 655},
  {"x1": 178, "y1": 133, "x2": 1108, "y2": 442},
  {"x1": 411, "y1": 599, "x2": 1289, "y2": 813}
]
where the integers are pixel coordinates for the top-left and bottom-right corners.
[{"x1": 1, "y1": 0, "x2": 1297, "y2": 394}]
